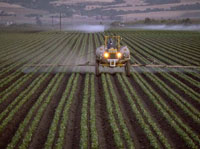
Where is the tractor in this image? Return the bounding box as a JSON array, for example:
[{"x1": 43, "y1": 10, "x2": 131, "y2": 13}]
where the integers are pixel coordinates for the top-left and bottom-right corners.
[{"x1": 96, "y1": 36, "x2": 131, "y2": 76}]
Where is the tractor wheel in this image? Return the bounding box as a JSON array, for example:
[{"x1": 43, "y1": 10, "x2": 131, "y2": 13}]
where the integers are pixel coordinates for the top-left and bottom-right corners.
[
  {"x1": 125, "y1": 61, "x2": 130, "y2": 77},
  {"x1": 96, "y1": 61, "x2": 100, "y2": 76}
]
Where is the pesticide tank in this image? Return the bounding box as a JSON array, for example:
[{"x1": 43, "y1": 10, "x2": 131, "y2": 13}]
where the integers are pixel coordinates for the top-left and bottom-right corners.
[
  {"x1": 96, "y1": 45, "x2": 106, "y2": 58},
  {"x1": 120, "y1": 46, "x2": 130, "y2": 58}
]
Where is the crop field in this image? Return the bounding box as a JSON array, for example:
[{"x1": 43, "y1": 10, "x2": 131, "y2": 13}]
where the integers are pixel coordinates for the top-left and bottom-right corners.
[{"x1": 0, "y1": 30, "x2": 200, "y2": 149}]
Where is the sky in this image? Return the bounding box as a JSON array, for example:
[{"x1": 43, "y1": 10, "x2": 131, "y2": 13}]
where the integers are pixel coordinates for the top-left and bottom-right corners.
[{"x1": 0, "y1": 0, "x2": 200, "y2": 24}]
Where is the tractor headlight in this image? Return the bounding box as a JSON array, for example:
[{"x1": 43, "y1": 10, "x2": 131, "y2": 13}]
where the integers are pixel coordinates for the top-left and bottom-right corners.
[
  {"x1": 104, "y1": 52, "x2": 109, "y2": 58},
  {"x1": 116, "y1": 52, "x2": 122, "y2": 58}
]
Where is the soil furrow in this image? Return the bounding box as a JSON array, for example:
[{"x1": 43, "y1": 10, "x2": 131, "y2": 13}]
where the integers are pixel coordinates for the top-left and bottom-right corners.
[
  {"x1": 87, "y1": 74, "x2": 92, "y2": 149},
  {"x1": 0, "y1": 74, "x2": 54, "y2": 148},
  {"x1": 15, "y1": 74, "x2": 56, "y2": 148},
  {"x1": 109, "y1": 75, "x2": 137, "y2": 148},
  {"x1": 0, "y1": 73, "x2": 24, "y2": 92},
  {"x1": 155, "y1": 73, "x2": 200, "y2": 112},
  {"x1": 51, "y1": 74, "x2": 76, "y2": 148},
  {"x1": 130, "y1": 73, "x2": 189, "y2": 148},
  {"x1": 0, "y1": 73, "x2": 39, "y2": 114},
  {"x1": 142, "y1": 72, "x2": 200, "y2": 134},
  {"x1": 64, "y1": 74, "x2": 84, "y2": 149},
  {"x1": 169, "y1": 72, "x2": 200, "y2": 94},
  {"x1": 185, "y1": 73, "x2": 200, "y2": 82},
  {"x1": 114, "y1": 74, "x2": 155, "y2": 148},
  {"x1": 95, "y1": 75, "x2": 116, "y2": 149},
  {"x1": 28, "y1": 74, "x2": 70, "y2": 149},
  {"x1": 106, "y1": 75, "x2": 128, "y2": 148}
]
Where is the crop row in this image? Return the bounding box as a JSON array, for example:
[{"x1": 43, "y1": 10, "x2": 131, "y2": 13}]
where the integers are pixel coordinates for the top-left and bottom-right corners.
[{"x1": 132, "y1": 71, "x2": 200, "y2": 148}]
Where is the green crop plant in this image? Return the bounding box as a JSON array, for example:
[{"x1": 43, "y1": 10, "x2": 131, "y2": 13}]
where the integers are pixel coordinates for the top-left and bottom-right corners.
[
  {"x1": 7, "y1": 73, "x2": 60, "y2": 148},
  {"x1": 133, "y1": 72, "x2": 200, "y2": 149},
  {"x1": 45, "y1": 73, "x2": 75, "y2": 149},
  {"x1": 101, "y1": 74, "x2": 124, "y2": 148},
  {"x1": 121, "y1": 74, "x2": 171, "y2": 149},
  {"x1": 90, "y1": 74, "x2": 99, "y2": 148},
  {"x1": 55, "y1": 73, "x2": 80, "y2": 149},
  {"x1": 117, "y1": 73, "x2": 161, "y2": 149},
  {"x1": 106, "y1": 74, "x2": 134, "y2": 148},
  {"x1": 19, "y1": 74, "x2": 64, "y2": 149},
  {"x1": 0, "y1": 74, "x2": 46, "y2": 132},
  {"x1": 80, "y1": 74, "x2": 90, "y2": 148}
]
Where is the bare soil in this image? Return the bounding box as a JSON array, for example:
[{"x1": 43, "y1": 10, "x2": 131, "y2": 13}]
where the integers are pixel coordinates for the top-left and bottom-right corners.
[
  {"x1": 155, "y1": 72, "x2": 200, "y2": 116},
  {"x1": 0, "y1": 73, "x2": 39, "y2": 115},
  {"x1": 29, "y1": 74, "x2": 70, "y2": 149},
  {"x1": 0, "y1": 73, "x2": 24, "y2": 93},
  {"x1": 64, "y1": 74, "x2": 84, "y2": 149},
  {"x1": 1, "y1": 30, "x2": 200, "y2": 149},
  {"x1": 139, "y1": 72, "x2": 199, "y2": 147},
  {"x1": 0, "y1": 74, "x2": 53, "y2": 148},
  {"x1": 113, "y1": 74, "x2": 152, "y2": 149},
  {"x1": 95, "y1": 76, "x2": 116, "y2": 149}
]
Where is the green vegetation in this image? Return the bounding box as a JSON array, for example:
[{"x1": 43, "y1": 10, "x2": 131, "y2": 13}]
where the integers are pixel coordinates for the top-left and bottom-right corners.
[{"x1": 0, "y1": 30, "x2": 199, "y2": 149}]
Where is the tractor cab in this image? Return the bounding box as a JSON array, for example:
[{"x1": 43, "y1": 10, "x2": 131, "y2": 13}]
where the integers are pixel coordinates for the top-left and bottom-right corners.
[
  {"x1": 105, "y1": 36, "x2": 120, "y2": 51},
  {"x1": 104, "y1": 36, "x2": 122, "y2": 60},
  {"x1": 107, "y1": 38, "x2": 117, "y2": 49}
]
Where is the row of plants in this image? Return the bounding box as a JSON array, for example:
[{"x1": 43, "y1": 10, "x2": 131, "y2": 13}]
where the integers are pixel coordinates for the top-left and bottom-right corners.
[
  {"x1": 143, "y1": 70, "x2": 200, "y2": 124},
  {"x1": 74, "y1": 34, "x2": 88, "y2": 72},
  {"x1": 123, "y1": 31, "x2": 199, "y2": 66},
  {"x1": 60, "y1": 34, "x2": 84, "y2": 68},
  {"x1": 125, "y1": 30, "x2": 200, "y2": 51},
  {"x1": 132, "y1": 71, "x2": 200, "y2": 148},
  {"x1": 89, "y1": 74, "x2": 99, "y2": 148},
  {"x1": 0, "y1": 31, "x2": 47, "y2": 50},
  {"x1": 158, "y1": 70, "x2": 200, "y2": 103},
  {"x1": 45, "y1": 73, "x2": 75, "y2": 149},
  {"x1": 0, "y1": 72, "x2": 22, "y2": 88},
  {"x1": 106, "y1": 74, "x2": 134, "y2": 148},
  {"x1": 55, "y1": 74, "x2": 80, "y2": 149},
  {"x1": 0, "y1": 33, "x2": 43, "y2": 59},
  {"x1": 101, "y1": 74, "x2": 124, "y2": 148},
  {"x1": 86, "y1": 37, "x2": 99, "y2": 149},
  {"x1": 172, "y1": 71, "x2": 200, "y2": 88},
  {"x1": 134, "y1": 35, "x2": 200, "y2": 65},
  {"x1": 80, "y1": 74, "x2": 90, "y2": 148},
  {"x1": 0, "y1": 33, "x2": 55, "y2": 67},
  {"x1": 122, "y1": 33, "x2": 185, "y2": 65},
  {"x1": 19, "y1": 74, "x2": 64, "y2": 149},
  {"x1": 119, "y1": 34, "x2": 152, "y2": 64},
  {"x1": 28, "y1": 32, "x2": 78, "y2": 73},
  {"x1": 139, "y1": 35, "x2": 200, "y2": 61},
  {"x1": 146, "y1": 34, "x2": 200, "y2": 54},
  {"x1": 21, "y1": 33, "x2": 69, "y2": 73},
  {"x1": 7, "y1": 73, "x2": 62, "y2": 149},
  {"x1": 40, "y1": 33, "x2": 79, "y2": 72},
  {"x1": 0, "y1": 73, "x2": 33, "y2": 104},
  {"x1": 134, "y1": 32, "x2": 200, "y2": 58},
  {"x1": 0, "y1": 74, "x2": 47, "y2": 132},
  {"x1": 0, "y1": 33, "x2": 66, "y2": 76},
  {"x1": 117, "y1": 33, "x2": 166, "y2": 65},
  {"x1": 0, "y1": 32, "x2": 72, "y2": 61},
  {"x1": 120, "y1": 74, "x2": 172, "y2": 149},
  {"x1": 88, "y1": 34, "x2": 94, "y2": 65},
  {"x1": 1, "y1": 32, "x2": 75, "y2": 74},
  {"x1": 117, "y1": 73, "x2": 166, "y2": 149}
]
